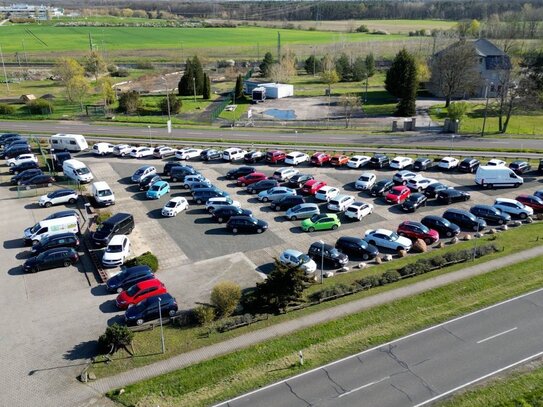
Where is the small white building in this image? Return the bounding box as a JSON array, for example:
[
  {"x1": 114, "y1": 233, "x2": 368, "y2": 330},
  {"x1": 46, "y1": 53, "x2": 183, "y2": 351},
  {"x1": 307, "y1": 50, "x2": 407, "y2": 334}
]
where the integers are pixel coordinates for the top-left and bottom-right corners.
[{"x1": 261, "y1": 83, "x2": 294, "y2": 99}]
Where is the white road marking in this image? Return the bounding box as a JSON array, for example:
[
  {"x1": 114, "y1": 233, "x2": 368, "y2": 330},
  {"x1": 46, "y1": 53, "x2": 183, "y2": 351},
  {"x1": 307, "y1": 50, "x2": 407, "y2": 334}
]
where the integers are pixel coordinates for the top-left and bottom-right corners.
[
  {"x1": 476, "y1": 327, "x2": 517, "y2": 344},
  {"x1": 338, "y1": 376, "x2": 389, "y2": 398}
]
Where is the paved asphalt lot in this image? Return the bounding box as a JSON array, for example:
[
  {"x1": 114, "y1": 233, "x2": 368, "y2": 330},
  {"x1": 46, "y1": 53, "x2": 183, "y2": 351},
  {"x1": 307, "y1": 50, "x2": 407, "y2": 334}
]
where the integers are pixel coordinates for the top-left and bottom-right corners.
[{"x1": 216, "y1": 288, "x2": 543, "y2": 407}]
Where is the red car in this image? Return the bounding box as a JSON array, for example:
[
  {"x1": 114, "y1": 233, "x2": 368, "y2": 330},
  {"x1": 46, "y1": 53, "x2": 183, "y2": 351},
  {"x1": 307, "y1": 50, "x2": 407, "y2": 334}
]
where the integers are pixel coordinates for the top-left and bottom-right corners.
[
  {"x1": 330, "y1": 154, "x2": 350, "y2": 166},
  {"x1": 310, "y1": 152, "x2": 331, "y2": 166},
  {"x1": 397, "y1": 220, "x2": 440, "y2": 245},
  {"x1": 237, "y1": 172, "x2": 267, "y2": 187},
  {"x1": 266, "y1": 150, "x2": 286, "y2": 164},
  {"x1": 516, "y1": 194, "x2": 543, "y2": 213},
  {"x1": 115, "y1": 278, "x2": 167, "y2": 309},
  {"x1": 302, "y1": 179, "x2": 327, "y2": 195},
  {"x1": 385, "y1": 186, "x2": 411, "y2": 204}
]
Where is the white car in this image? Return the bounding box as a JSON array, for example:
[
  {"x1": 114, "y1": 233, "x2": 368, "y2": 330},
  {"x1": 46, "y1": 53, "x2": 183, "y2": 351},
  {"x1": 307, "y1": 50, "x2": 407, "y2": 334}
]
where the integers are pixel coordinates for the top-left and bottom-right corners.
[
  {"x1": 258, "y1": 186, "x2": 297, "y2": 202},
  {"x1": 279, "y1": 249, "x2": 317, "y2": 275},
  {"x1": 493, "y1": 198, "x2": 533, "y2": 219},
  {"x1": 130, "y1": 147, "x2": 154, "y2": 158},
  {"x1": 344, "y1": 201, "x2": 373, "y2": 221},
  {"x1": 272, "y1": 167, "x2": 299, "y2": 182},
  {"x1": 113, "y1": 144, "x2": 134, "y2": 157},
  {"x1": 162, "y1": 197, "x2": 189, "y2": 217},
  {"x1": 487, "y1": 159, "x2": 506, "y2": 167},
  {"x1": 392, "y1": 170, "x2": 417, "y2": 185},
  {"x1": 153, "y1": 146, "x2": 177, "y2": 158},
  {"x1": 347, "y1": 155, "x2": 371, "y2": 169},
  {"x1": 406, "y1": 176, "x2": 438, "y2": 192},
  {"x1": 364, "y1": 229, "x2": 412, "y2": 252},
  {"x1": 175, "y1": 148, "x2": 202, "y2": 160},
  {"x1": 438, "y1": 157, "x2": 459, "y2": 170},
  {"x1": 284, "y1": 152, "x2": 309, "y2": 166},
  {"x1": 390, "y1": 156, "x2": 414, "y2": 170},
  {"x1": 7, "y1": 153, "x2": 37, "y2": 167},
  {"x1": 38, "y1": 189, "x2": 78, "y2": 208},
  {"x1": 315, "y1": 186, "x2": 340, "y2": 202},
  {"x1": 327, "y1": 194, "x2": 355, "y2": 212},
  {"x1": 131, "y1": 165, "x2": 157, "y2": 183},
  {"x1": 355, "y1": 172, "x2": 377, "y2": 190},
  {"x1": 102, "y1": 235, "x2": 131, "y2": 268},
  {"x1": 205, "y1": 196, "x2": 241, "y2": 212},
  {"x1": 183, "y1": 174, "x2": 210, "y2": 189},
  {"x1": 92, "y1": 142, "x2": 115, "y2": 156}
]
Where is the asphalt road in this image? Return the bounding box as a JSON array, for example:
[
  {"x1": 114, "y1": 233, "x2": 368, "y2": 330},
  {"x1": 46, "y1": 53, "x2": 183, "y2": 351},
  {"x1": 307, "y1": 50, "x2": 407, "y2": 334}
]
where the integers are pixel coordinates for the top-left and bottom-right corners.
[{"x1": 215, "y1": 288, "x2": 543, "y2": 407}]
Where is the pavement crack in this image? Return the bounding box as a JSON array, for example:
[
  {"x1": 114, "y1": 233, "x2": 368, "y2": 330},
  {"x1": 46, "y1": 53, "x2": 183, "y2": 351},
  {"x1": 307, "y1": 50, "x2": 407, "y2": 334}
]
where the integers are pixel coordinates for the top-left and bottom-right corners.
[
  {"x1": 391, "y1": 383, "x2": 414, "y2": 403},
  {"x1": 441, "y1": 325, "x2": 466, "y2": 342},
  {"x1": 321, "y1": 367, "x2": 347, "y2": 395},
  {"x1": 284, "y1": 381, "x2": 311, "y2": 406}
]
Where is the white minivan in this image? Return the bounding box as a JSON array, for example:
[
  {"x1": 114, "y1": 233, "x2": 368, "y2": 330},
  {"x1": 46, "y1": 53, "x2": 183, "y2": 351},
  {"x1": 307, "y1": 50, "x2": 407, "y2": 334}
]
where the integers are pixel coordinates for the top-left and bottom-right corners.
[
  {"x1": 475, "y1": 166, "x2": 523, "y2": 188},
  {"x1": 222, "y1": 148, "x2": 247, "y2": 161},
  {"x1": 24, "y1": 215, "x2": 79, "y2": 245},
  {"x1": 63, "y1": 159, "x2": 94, "y2": 183},
  {"x1": 91, "y1": 181, "x2": 115, "y2": 206}
]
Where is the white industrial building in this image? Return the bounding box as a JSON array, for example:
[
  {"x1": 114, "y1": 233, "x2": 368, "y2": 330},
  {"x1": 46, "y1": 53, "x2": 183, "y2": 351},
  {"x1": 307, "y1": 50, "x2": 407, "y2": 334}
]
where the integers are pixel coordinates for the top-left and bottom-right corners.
[{"x1": 0, "y1": 4, "x2": 64, "y2": 20}]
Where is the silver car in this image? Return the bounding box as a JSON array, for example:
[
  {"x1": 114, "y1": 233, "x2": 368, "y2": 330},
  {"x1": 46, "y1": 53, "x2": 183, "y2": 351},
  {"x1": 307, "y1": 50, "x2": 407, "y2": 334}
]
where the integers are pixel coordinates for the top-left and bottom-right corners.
[
  {"x1": 285, "y1": 203, "x2": 320, "y2": 221},
  {"x1": 258, "y1": 186, "x2": 296, "y2": 202}
]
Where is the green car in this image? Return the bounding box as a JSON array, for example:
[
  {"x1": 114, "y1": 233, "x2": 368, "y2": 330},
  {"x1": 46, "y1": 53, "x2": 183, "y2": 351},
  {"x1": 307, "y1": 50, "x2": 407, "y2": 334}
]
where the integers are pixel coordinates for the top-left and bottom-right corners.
[{"x1": 301, "y1": 213, "x2": 341, "y2": 232}]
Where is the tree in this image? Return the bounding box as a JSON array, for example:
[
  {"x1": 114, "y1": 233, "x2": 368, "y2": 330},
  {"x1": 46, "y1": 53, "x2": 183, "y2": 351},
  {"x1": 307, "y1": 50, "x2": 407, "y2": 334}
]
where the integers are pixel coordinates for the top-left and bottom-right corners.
[
  {"x1": 365, "y1": 53, "x2": 376, "y2": 77},
  {"x1": 67, "y1": 76, "x2": 90, "y2": 112},
  {"x1": 269, "y1": 50, "x2": 297, "y2": 83},
  {"x1": 447, "y1": 101, "x2": 470, "y2": 130},
  {"x1": 385, "y1": 49, "x2": 419, "y2": 116},
  {"x1": 84, "y1": 51, "x2": 107, "y2": 82},
  {"x1": 118, "y1": 90, "x2": 141, "y2": 114},
  {"x1": 335, "y1": 53, "x2": 351, "y2": 82},
  {"x1": 321, "y1": 69, "x2": 339, "y2": 95},
  {"x1": 210, "y1": 281, "x2": 241, "y2": 318},
  {"x1": 234, "y1": 74, "x2": 244, "y2": 100},
  {"x1": 304, "y1": 55, "x2": 321, "y2": 75},
  {"x1": 202, "y1": 73, "x2": 211, "y2": 100},
  {"x1": 178, "y1": 58, "x2": 194, "y2": 96},
  {"x1": 259, "y1": 52, "x2": 274, "y2": 78},
  {"x1": 191, "y1": 55, "x2": 205, "y2": 94},
  {"x1": 98, "y1": 324, "x2": 134, "y2": 356},
  {"x1": 96, "y1": 78, "x2": 115, "y2": 110},
  {"x1": 53, "y1": 58, "x2": 85, "y2": 102},
  {"x1": 339, "y1": 94, "x2": 362, "y2": 127},
  {"x1": 351, "y1": 56, "x2": 367, "y2": 82},
  {"x1": 159, "y1": 94, "x2": 181, "y2": 115},
  {"x1": 429, "y1": 41, "x2": 479, "y2": 107}
]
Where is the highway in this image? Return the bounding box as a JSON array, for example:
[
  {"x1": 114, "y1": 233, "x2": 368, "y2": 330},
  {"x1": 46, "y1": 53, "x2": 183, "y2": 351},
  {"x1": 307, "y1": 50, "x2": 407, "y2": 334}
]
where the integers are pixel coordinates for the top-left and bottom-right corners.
[{"x1": 215, "y1": 288, "x2": 543, "y2": 407}]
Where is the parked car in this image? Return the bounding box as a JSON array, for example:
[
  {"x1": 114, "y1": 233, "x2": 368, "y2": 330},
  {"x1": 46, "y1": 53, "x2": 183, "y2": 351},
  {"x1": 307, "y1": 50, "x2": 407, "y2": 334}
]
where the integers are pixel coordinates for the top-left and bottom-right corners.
[
  {"x1": 175, "y1": 148, "x2": 202, "y2": 160},
  {"x1": 279, "y1": 249, "x2": 317, "y2": 274},
  {"x1": 9, "y1": 160, "x2": 39, "y2": 174},
  {"x1": 44, "y1": 209, "x2": 80, "y2": 222},
  {"x1": 115, "y1": 278, "x2": 167, "y2": 309},
  {"x1": 226, "y1": 215, "x2": 268, "y2": 234},
  {"x1": 139, "y1": 174, "x2": 162, "y2": 191},
  {"x1": 7, "y1": 153, "x2": 37, "y2": 167},
  {"x1": 192, "y1": 186, "x2": 226, "y2": 197},
  {"x1": 369, "y1": 154, "x2": 390, "y2": 169},
  {"x1": 438, "y1": 157, "x2": 459, "y2": 170},
  {"x1": 20, "y1": 174, "x2": 55, "y2": 187},
  {"x1": 131, "y1": 165, "x2": 157, "y2": 183},
  {"x1": 436, "y1": 189, "x2": 471, "y2": 204},
  {"x1": 226, "y1": 166, "x2": 256, "y2": 180},
  {"x1": 364, "y1": 229, "x2": 412, "y2": 252},
  {"x1": 193, "y1": 189, "x2": 229, "y2": 204},
  {"x1": 406, "y1": 176, "x2": 437, "y2": 192},
  {"x1": 183, "y1": 174, "x2": 210, "y2": 189},
  {"x1": 458, "y1": 158, "x2": 480, "y2": 173},
  {"x1": 370, "y1": 179, "x2": 394, "y2": 197},
  {"x1": 163, "y1": 162, "x2": 185, "y2": 176},
  {"x1": 92, "y1": 213, "x2": 134, "y2": 246},
  {"x1": 106, "y1": 264, "x2": 154, "y2": 293},
  {"x1": 125, "y1": 293, "x2": 178, "y2": 326},
  {"x1": 129, "y1": 147, "x2": 154, "y2": 159},
  {"x1": 23, "y1": 247, "x2": 79, "y2": 273},
  {"x1": 301, "y1": 213, "x2": 341, "y2": 232},
  {"x1": 52, "y1": 151, "x2": 72, "y2": 171},
  {"x1": 38, "y1": 189, "x2": 78, "y2": 208},
  {"x1": 237, "y1": 172, "x2": 268, "y2": 187},
  {"x1": 330, "y1": 154, "x2": 350, "y2": 166},
  {"x1": 315, "y1": 186, "x2": 340, "y2": 202},
  {"x1": 92, "y1": 142, "x2": 115, "y2": 156},
  {"x1": 327, "y1": 194, "x2": 355, "y2": 212},
  {"x1": 242, "y1": 150, "x2": 265, "y2": 163},
  {"x1": 509, "y1": 160, "x2": 531, "y2": 175},
  {"x1": 534, "y1": 190, "x2": 543, "y2": 200},
  {"x1": 272, "y1": 167, "x2": 299, "y2": 182},
  {"x1": 113, "y1": 144, "x2": 134, "y2": 157},
  {"x1": 266, "y1": 150, "x2": 286, "y2": 164},
  {"x1": 487, "y1": 159, "x2": 506, "y2": 167},
  {"x1": 397, "y1": 221, "x2": 439, "y2": 244},
  {"x1": 335, "y1": 236, "x2": 378, "y2": 261},
  {"x1": 355, "y1": 172, "x2": 377, "y2": 191},
  {"x1": 146, "y1": 180, "x2": 170, "y2": 199},
  {"x1": 161, "y1": 197, "x2": 189, "y2": 217},
  {"x1": 285, "y1": 203, "x2": 320, "y2": 221},
  {"x1": 347, "y1": 155, "x2": 371, "y2": 169},
  {"x1": 211, "y1": 206, "x2": 252, "y2": 223},
  {"x1": 390, "y1": 156, "x2": 414, "y2": 170},
  {"x1": 31, "y1": 232, "x2": 80, "y2": 255},
  {"x1": 153, "y1": 146, "x2": 177, "y2": 158},
  {"x1": 271, "y1": 195, "x2": 305, "y2": 211},
  {"x1": 308, "y1": 242, "x2": 349, "y2": 268},
  {"x1": 200, "y1": 149, "x2": 222, "y2": 161},
  {"x1": 538, "y1": 159, "x2": 543, "y2": 173},
  {"x1": 205, "y1": 196, "x2": 240, "y2": 212},
  {"x1": 102, "y1": 235, "x2": 131, "y2": 268},
  {"x1": 301, "y1": 179, "x2": 327, "y2": 195},
  {"x1": 469, "y1": 204, "x2": 511, "y2": 224},
  {"x1": 425, "y1": 182, "x2": 451, "y2": 198},
  {"x1": 287, "y1": 173, "x2": 314, "y2": 189},
  {"x1": 413, "y1": 157, "x2": 433, "y2": 171},
  {"x1": 393, "y1": 170, "x2": 417, "y2": 185},
  {"x1": 515, "y1": 194, "x2": 543, "y2": 213},
  {"x1": 170, "y1": 166, "x2": 198, "y2": 182},
  {"x1": 421, "y1": 215, "x2": 460, "y2": 238},
  {"x1": 2, "y1": 144, "x2": 32, "y2": 159},
  {"x1": 247, "y1": 179, "x2": 279, "y2": 194},
  {"x1": 285, "y1": 151, "x2": 309, "y2": 166},
  {"x1": 344, "y1": 201, "x2": 373, "y2": 221},
  {"x1": 310, "y1": 152, "x2": 331, "y2": 166},
  {"x1": 401, "y1": 193, "x2": 428, "y2": 212},
  {"x1": 385, "y1": 186, "x2": 410, "y2": 204},
  {"x1": 443, "y1": 208, "x2": 486, "y2": 231},
  {"x1": 258, "y1": 186, "x2": 297, "y2": 202},
  {"x1": 0, "y1": 133, "x2": 20, "y2": 145},
  {"x1": 493, "y1": 197, "x2": 534, "y2": 219},
  {"x1": 222, "y1": 147, "x2": 247, "y2": 161}
]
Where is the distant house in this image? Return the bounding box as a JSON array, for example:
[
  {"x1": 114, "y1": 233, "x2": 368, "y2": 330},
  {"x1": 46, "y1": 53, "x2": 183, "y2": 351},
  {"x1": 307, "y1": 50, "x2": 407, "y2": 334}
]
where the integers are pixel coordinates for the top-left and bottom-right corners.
[{"x1": 20, "y1": 94, "x2": 36, "y2": 102}]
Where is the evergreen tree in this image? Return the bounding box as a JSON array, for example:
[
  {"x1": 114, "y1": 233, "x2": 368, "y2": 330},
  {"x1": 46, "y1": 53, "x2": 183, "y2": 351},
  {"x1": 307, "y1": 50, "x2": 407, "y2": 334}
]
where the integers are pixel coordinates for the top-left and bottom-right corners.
[
  {"x1": 335, "y1": 53, "x2": 351, "y2": 81},
  {"x1": 178, "y1": 58, "x2": 194, "y2": 96},
  {"x1": 385, "y1": 49, "x2": 418, "y2": 116},
  {"x1": 365, "y1": 52, "x2": 376, "y2": 77},
  {"x1": 304, "y1": 55, "x2": 321, "y2": 75},
  {"x1": 191, "y1": 55, "x2": 205, "y2": 94},
  {"x1": 117, "y1": 90, "x2": 141, "y2": 114},
  {"x1": 351, "y1": 56, "x2": 367, "y2": 82},
  {"x1": 260, "y1": 52, "x2": 274, "y2": 78},
  {"x1": 234, "y1": 74, "x2": 244, "y2": 100},
  {"x1": 202, "y1": 73, "x2": 211, "y2": 100}
]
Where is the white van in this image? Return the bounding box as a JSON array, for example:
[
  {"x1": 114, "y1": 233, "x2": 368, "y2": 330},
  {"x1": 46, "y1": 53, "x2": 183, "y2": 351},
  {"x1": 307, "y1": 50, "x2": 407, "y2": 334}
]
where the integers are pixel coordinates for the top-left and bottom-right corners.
[
  {"x1": 222, "y1": 147, "x2": 246, "y2": 161},
  {"x1": 24, "y1": 215, "x2": 79, "y2": 245},
  {"x1": 475, "y1": 165, "x2": 523, "y2": 188},
  {"x1": 92, "y1": 181, "x2": 115, "y2": 206},
  {"x1": 63, "y1": 159, "x2": 94, "y2": 184},
  {"x1": 50, "y1": 134, "x2": 88, "y2": 152},
  {"x1": 92, "y1": 143, "x2": 115, "y2": 156}
]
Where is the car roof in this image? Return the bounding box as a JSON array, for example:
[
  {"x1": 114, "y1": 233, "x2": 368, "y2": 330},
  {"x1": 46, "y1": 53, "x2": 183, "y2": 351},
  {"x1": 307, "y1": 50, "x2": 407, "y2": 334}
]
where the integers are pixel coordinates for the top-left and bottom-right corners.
[
  {"x1": 134, "y1": 278, "x2": 162, "y2": 290},
  {"x1": 296, "y1": 203, "x2": 319, "y2": 209},
  {"x1": 40, "y1": 246, "x2": 75, "y2": 255},
  {"x1": 152, "y1": 180, "x2": 168, "y2": 186},
  {"x1": 495, "y1": 197, "x2": 517, "y2": 203},
  {"x1": 109, "y1": 235, "x2": 127, "y2": 244},
  {"x1": 338, "y1": 236, "x2": 363, "y2": 243},
  {"x1": 43, "y1": 232, "x2": 77, "y2": 240},
  {"x1": 138, "y1": 165, "x2": 154, "y2": 170},
  {"x1": 372, "y1": 228, "x2": 393, "y2": 235},
  {"x1": 283, "y1": 249, "x2": 303, "y2": 257}
]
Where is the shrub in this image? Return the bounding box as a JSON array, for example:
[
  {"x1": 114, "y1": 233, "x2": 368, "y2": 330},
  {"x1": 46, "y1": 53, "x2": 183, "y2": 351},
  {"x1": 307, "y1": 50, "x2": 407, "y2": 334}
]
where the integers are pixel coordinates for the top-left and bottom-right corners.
[
  {"x1": 158, "y1": 94, "x2": 182, "y2": 115},
  {"x1": 135, "y1": 61, "x2": 154, "y2": 70},
  {"x1": 309, "y1": 283, "x2": 354, "y2": 302},
  {"x1": 0, "y1": 103, "x2": 15, "y2": 114},
  {"x1": 26, "y1": 99, "x2": 53, "y2": 114},
  {"x1": 193, "y1": 305, "x2": 215, "y2": 325},
  {"x1": 216, "y1": 313, "x2": 260, "y2": 332},
  {"x1": 430, "y1": 255, "x2": 446, "y2": 268},
  {"x1": 95, "y1": 210, "x2": 112, "y2": 225},
  {"x1": 111, "y1": 69, "x2": 129, "y2": 77},
  {"x1": 98, "y1": 323, "x2": 134, "y2": 355},
  {"x1": 356, "y1": 24, "x2": 369, "y2": 33},
  {"x1": 118, "y1": 90, "x2": 141, "y2": 114},
  {"x1": 380, "y1": 270, "x2": 401, "y2": 285},
  {"x1": 124, "y1": 251, "x2": 159, "y2": 272},
  {"x1": 210, "y1": 281, "x2": 241, "y2": 318},
  {"x1": 356, "y1": 274, "x2": 381, "y2": 289}
]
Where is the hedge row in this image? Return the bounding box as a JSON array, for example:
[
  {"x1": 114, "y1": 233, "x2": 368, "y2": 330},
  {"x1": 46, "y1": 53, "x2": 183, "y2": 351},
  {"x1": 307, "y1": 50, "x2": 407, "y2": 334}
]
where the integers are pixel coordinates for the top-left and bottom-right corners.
[{"x1": 124, "y1": 251, "x2": 159, "y2": 273}]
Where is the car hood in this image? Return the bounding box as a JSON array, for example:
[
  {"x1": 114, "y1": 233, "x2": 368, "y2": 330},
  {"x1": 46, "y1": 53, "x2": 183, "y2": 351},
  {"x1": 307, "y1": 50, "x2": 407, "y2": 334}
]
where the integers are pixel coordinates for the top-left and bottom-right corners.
[
  {"x1": 23, "y1": 257, "x2": 38, "y2": 268},
  {"x1": 397, "y1": 235, "x2": 413, "y2": 247},
  {"x1": 103, "y1": 251, "x2": 123, "y2": 261},
  {"x1": 116, "y1": 290, "x2": 130, "y2": 303}
]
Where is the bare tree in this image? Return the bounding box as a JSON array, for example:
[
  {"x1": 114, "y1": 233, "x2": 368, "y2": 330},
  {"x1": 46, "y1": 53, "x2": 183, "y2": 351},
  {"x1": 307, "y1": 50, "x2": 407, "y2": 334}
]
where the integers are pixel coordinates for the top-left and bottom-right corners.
[
  {"x1": 429, "y1": 41, "x2": 480, "y2": 107},
  {"x1": 339, "y1": 94, "x2": 361, "y2": 128}
]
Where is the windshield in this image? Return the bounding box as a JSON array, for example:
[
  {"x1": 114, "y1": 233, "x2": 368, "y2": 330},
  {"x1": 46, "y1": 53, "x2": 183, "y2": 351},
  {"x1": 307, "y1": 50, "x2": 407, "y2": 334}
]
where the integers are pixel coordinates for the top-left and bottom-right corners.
[
  {"x1": 298, "y1": 254, "x2": 311, "y2": 264},
  {"x1": 389, "y1": 232, "x2": 399, "y2": 241},
  {"x1": 389, "y1": 189, "x2": 402, "y2": 196},
  {"x1": 360, "y1": 176, "x2": 371, "y2": 181},
  {"x1": 329, "y1": 248, "x2": 340, "y2": 257},
  {"x1": 135, "y1": 168, "x2": 144, "y2": 175},
  {"x1": 150, "y1": 184, "x2": 160, "y2": 191},
  {"x1": 95, "y1": 223, "x2": 111, "y2": 233},
  {"x1": 30, "y1": 223, "x2": 41, "y2": 234},
  {"x1": 375, "y1": 181, "x2": 387, "y2": 188},
  {"x1": 97, "y1": 189, "x2": 112, "y2": 197},
  {"x1": 106, "y1": 244, "x2": 123, "y2": 253},
  {"x1": 126, "y1": 284, "x2": 140, "y2": 296},
  {"x1": 165, "y1": 201, "x2": 177, "y2": 208},
  {"x1": 75, "y1": 167, "x2": 90, "y2": 175},
  {"x1": 310, "y1": 214, "x2": 321, "y2": 222}
]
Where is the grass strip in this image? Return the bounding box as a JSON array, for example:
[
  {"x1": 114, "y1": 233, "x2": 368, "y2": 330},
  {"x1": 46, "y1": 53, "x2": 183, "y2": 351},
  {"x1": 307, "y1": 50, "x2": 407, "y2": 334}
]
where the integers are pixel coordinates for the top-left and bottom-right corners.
[{"x1": 109, "y1": 254, "x2": 543, "y2": 407}]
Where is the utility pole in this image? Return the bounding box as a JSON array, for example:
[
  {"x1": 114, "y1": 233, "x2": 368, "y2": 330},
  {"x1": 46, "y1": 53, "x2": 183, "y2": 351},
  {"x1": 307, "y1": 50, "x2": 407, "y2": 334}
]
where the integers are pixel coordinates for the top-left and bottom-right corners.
[
  {"x1": 481, "y1": 82, "x2": 492, "y2": 137},
  {"x1": 0, "y1": 45, "x2": 9, "y2": 94},
  {"x1": 277, "y1": 32, "x2": 281, "y2": 62},
  {"x1": 313, "y1": 47, "x2": 316, "y2": 77}
]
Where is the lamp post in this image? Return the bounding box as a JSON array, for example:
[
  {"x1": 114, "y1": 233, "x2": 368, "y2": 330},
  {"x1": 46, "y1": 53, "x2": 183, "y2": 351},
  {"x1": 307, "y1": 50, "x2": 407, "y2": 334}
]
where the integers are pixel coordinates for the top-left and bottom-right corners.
[
  {"x1": 162, "y1": 77, "x2": 171, "y2": 122},
  {"x1": 158, "y1": 296, "x2": 165, "y2": 354},
  {"x1": 318, "y1": 240, "x2": 324, "y2": 284},
  {"x1": 364, "y1": 73, "x2": 369, "y2": 104},
  {"x1": 192, "y1": 77, "x2": 196, "y2": 103},
  {"x1": 147, "y1": 125, "x2": 152, "y2": 146},
  {"x1": 481, "y1": 81, "x2": 492, "y2": 137},
  {"x1": 450, "y1": 134, "x2": 455, "y2": 151}
]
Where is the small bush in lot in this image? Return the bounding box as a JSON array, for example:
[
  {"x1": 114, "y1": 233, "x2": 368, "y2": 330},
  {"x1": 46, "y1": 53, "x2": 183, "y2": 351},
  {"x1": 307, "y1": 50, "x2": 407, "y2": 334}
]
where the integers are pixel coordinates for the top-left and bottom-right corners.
[
  {"x1": 0, "y1": 103, "x2": 15, "y2": 114},
  {"x1": 474, "y1": 243, "x2": 499, "y2": 257},
  {"x1": 210, "y1": 281, "x2": 241, "y2": 318},
  {"x1": 124, "y1": 251, "x2": 159, "y2": 272},
  {"x1": 309, "y1": 283, "x2": 354, "y2": 302},
  {"x1": 430, "y1": 255, "x2": 447, "y2": 268},
  {"x1": 380, "y1": 270, "x2": 401, "y2": 285},
  {"x1": 26, "y1": 99, "x2": 53, "y2": 114},
  {"x1": 193, "y1": 305, "x2": 215, "y2": 326},
  {"x1": 355, "y1": 274, "x2": 381, "y2": 289},
  {"x1": 98, "y1": 323, "x2": 134, "y2": 355},
  {"x1": 95, "y1": 211, "x2": 112, "y2": 225}
]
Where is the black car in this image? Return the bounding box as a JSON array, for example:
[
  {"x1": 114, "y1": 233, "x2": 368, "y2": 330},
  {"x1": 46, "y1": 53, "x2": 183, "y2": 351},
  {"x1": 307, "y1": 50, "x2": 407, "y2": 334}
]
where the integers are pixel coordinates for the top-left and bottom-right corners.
[
  {"x1": 247, "y1": 179, "x2": 279, "y2": 194},
  {"x1": 4, "y1": 139, "x2": 28, "y2": 150},
  {"x1": 0, "y1": 133, "x2": 20, "y2": 145},
  {"x1": 200, "y1": 149, "x2": 222, "y2": 161},
  {"x1": 509, "y1": 160, "x2": 531, "y2": 175},
  {"x1": 193, "y1": 189, "x2": 229, "y2": 204},
  {"x1": 191, "y1": 186, "x2": 224, "y2": 197},
  {"x1": 470, "y1": 204, "x2": 511, "y2": 225},
  {"x1": 287, "y1": 174, "x2": 314, "y2": 189},
  {"x1": 52, "y1": 152, "x2": 71, "y2": 171},
  {"x1": 421, "y1": 215, "x2": 460, "y2": 238},
  {"x1": 212, "y1": 206, "x2": 253, "y2": 223},
  {"x1": 20, "y1": 174, "x2": 55, "y2": 187},
  {"x1": 436, "y1": 189, "x2": 471, "y2": 204},
  {"x1": 370, "y1": 179, "x2": 394, "y2": 197},
  {"x1": 2, "y1": 144, "x2": 32, "y2": 159},
  {"x1": 413, "y1": 157, "x2": 433, "y2": 171},
  {"x1": 271, "y1": 195, "x2": 305, "y2": 211},
  {"x1": 163, "y1": 162, "x2": 188, "y2": 176},
  {"x1": 443, "y1": 209, "x2": 486, "y2": 231},
  {"x1": 9, "y1": 160, "x2": 39, "y2": 174},
  {"x1": 369, "y1": 154, "x2": 390, "y2": 169},
  {"x1": 31, "y1": 232, "x2": 80, "y2": 255},
  {"x1": 335, "y1": 236, "x2": 378, "y2": 261},
  {"x1": 244, "y1": 150, "x2": 265, "y2": 163},
  {"x1": 92, "y1": 212, "x2": 134, "y2": 246},
  {"x1": 44, "y1": 209, "x2": 80, "y2": 221},
  {"x1": 226, "y1": 215, "x2": 268, "y2": 234},
  {"x1": 23, "y1": 247, "x2": 79, "y2": 273},
  {"x1": 401, "y1": 193, "x2": 428, "y2": 212},
  {"x1": 106, "y1": 265, "x2": 155, "y2": 293},
  {"x1": 170, "y1": 166, "x2": 198, "y2": 182},
  {"x1": 125, "y1": 293, "x2": 178, "y2": 326},
  {"x1": 538, "y1": 159, "x2": 543, "y2": 173},
  {"x1": 10, "y1": 168, "x2": 43, "y2": 185},
  {"x1": 226, "y1": 166, "x2": 256, "y2": 180},
  {"x1": 308, "y1": 242, "x2": 349, "y2": 268},
  {"x1": 425, "y1": 182, "x2": 451, "y2": 198},
  {"x1": 458, "y1": 158, "x2": 480, "y2": 173},
  {"x1": 139, "y1": 174, "x2": 162, "y2": 191}
]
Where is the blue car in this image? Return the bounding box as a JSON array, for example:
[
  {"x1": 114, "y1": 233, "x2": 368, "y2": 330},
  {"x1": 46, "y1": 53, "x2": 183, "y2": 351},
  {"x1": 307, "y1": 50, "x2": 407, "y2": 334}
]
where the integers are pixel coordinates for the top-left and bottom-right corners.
[
  {"x1": 146, "y1": 180, "x2": 170, "y2": 199},
  {"x1": 106, "y1": 265, "x2": 154, "y2": 293},
  {"x1": 124, "y1": 293, "x2": 178, "y2": 326}
]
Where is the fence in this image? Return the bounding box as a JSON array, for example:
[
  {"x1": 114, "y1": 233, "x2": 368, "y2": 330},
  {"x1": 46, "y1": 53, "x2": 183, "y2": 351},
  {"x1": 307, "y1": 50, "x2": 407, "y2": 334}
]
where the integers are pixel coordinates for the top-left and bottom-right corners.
[
  {"x1": 29, "y1": 135, "x2": 53, "y2": 175},
  {"x1": 16, "y1": 178, "x2": 82, "y2": 199}
]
